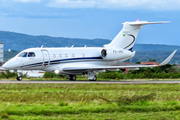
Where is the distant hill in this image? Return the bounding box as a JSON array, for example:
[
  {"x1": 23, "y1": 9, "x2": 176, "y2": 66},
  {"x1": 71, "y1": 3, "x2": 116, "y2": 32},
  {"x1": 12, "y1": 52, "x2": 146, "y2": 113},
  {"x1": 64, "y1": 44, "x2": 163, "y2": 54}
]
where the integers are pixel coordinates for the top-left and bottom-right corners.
[
  {"x1": 1, "y1": 30, "x2": 180, "y2": 51},
  {"x1": 133, "y1": 44, "x2": 180, "y2": 51},
  {"x1": 1, "y1": 30, "x2": 180, "y2": 64},
  {"x1": 0, "y1": 31, "x2": 110, "y2": 51}
]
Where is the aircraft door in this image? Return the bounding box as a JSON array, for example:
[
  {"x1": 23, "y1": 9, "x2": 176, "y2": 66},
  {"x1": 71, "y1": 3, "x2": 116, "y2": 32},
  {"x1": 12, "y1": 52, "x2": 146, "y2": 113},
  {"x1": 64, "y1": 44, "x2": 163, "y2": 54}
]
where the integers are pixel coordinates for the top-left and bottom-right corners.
[{"x1": 41, "y1": 50, "x2": 50, "y2": 67}]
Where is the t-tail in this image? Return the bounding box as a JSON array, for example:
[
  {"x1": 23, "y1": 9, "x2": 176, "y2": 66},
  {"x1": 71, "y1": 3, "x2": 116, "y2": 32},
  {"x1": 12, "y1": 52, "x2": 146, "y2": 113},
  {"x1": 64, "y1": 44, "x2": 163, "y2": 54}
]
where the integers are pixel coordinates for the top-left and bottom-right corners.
[{"x1": 104, "y1": 21, "x2": 170, "y2": 50}]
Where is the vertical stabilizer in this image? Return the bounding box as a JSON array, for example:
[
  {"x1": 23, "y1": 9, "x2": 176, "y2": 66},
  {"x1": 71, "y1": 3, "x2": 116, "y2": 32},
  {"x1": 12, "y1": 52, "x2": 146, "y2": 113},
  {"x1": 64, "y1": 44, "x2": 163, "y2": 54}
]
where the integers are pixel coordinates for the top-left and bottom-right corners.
[{"x1": 104, "y1": 21, "x2": 170, "y2": 50}]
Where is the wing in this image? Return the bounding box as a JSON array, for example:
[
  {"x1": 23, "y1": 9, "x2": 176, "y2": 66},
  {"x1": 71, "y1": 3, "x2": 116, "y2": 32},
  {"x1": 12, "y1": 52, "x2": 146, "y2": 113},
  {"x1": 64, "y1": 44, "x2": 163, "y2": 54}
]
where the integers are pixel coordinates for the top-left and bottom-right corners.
[
  {"x1": 62, "y1": 64, "x2": 157, "y2": 72},
  {"x1": 62, "y1": 50, "x2": 177, "y2": 72}
]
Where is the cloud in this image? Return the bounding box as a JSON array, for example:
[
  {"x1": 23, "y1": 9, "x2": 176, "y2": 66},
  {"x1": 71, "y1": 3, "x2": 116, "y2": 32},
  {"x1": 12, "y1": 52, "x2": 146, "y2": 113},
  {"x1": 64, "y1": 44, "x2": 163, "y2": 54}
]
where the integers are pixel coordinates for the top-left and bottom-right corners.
[
  {"x1": 13, "y1": 0, "x2": 41, "y2": 2},
  {"x1": 48, "y1": 0, "x2": 96, "y2": 8},
  {"x1": 48, "y1": 0, "x2": 180, "y2": 10}
]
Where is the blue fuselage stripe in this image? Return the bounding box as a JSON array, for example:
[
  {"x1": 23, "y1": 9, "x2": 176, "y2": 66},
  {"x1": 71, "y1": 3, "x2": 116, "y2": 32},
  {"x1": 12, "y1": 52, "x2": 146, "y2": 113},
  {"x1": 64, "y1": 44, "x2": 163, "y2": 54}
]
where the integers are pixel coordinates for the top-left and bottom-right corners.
[{"x1": 22, "y1": 57, "x2": 103, "y2": 68}]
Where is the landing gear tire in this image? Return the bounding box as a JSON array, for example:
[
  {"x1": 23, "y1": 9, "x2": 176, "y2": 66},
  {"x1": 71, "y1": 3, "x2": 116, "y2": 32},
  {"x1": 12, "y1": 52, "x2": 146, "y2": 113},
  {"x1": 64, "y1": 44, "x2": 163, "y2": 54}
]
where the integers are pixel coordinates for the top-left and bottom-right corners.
[
  {"x1": 17, "y1": 76, "x2": 22, "y2": 81},
  {"x1": 69, "y1": 75, "x2": 76, "y2": 81},
  {"x1": 89, "y1": 75, "x2": 97, "y2": 81}
]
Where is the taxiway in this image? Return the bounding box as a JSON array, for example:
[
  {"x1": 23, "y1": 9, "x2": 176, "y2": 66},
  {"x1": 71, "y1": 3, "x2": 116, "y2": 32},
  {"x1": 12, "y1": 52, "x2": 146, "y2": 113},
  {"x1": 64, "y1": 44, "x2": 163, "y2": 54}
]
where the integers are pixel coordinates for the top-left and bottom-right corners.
[{"x1": 0, "y1": 80, "x2": 180, "y2": 84}]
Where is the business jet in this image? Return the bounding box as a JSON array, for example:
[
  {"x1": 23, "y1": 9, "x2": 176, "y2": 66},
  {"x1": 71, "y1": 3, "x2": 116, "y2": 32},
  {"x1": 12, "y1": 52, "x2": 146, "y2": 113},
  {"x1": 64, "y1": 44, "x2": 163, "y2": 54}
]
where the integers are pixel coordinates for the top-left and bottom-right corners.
[{"x1": 2, "y1": 21, "x2": 177, "y2": 81}]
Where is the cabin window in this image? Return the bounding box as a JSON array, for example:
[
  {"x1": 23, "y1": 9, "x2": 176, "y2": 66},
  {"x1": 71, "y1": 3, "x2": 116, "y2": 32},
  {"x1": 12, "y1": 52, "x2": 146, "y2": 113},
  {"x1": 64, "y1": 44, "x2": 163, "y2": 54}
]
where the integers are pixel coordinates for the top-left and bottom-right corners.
[
  {"x1": 28, "y1": 52, "x2": 36, "y2": 57},
  {"x1": 18, "y1": 52, "x2": 28, "y2": 57},
  {"x1": 72, "y1": 54, "x2": 75, "y2": 57},
  {"x1": 65, "y1": 54, "x2": 68, "y2": 57},
  {"x1": 53, "y1": 54, "x2": 56, "y2": 58},
  {"x1": 59, "y1": 54, "x2": 62, "y2": 58},
  {"x1": 82, "y1": 53, "x2": 85, "y2": 57}
]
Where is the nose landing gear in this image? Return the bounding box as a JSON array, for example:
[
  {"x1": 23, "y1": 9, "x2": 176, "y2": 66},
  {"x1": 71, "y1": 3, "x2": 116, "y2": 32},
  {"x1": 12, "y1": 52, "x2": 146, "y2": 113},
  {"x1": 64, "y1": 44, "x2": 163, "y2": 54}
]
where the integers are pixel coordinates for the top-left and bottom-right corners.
[
  {"x1": 16, "y1": 76, "x2": 22, "y2": 81},
  {"x1": 16, "y1": 71, "x2": 22, "y2": 81}
]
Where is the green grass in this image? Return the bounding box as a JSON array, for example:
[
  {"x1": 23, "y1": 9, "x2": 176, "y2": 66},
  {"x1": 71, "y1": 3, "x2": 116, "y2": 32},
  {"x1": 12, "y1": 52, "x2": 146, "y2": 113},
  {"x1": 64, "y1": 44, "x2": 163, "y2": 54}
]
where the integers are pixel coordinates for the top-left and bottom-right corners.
[
  {"x1": 28, "y1": 76, "x2": 180, "y2": 81},
  {"x1": 0, "y1": 84, "x2": 180, "y2": 119}
]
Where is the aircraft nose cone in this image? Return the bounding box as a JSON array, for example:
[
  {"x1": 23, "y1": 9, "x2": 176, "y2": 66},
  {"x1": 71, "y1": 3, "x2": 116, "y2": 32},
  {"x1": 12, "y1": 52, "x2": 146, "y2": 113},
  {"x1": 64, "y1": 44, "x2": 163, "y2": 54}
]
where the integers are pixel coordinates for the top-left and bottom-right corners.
[{"x1": 2, "y1": 62, "x2": 11, "y2": 69}]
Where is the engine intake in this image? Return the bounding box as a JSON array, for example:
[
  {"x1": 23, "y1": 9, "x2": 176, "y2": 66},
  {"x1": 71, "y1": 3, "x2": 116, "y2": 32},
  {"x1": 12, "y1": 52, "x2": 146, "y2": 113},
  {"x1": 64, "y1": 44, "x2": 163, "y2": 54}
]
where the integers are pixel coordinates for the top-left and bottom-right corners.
[
  {"x1": 101, "y1": 48, "x2": 135, "y2": 60},
  {"x1": 101, "y1": 49, "x2": 107, "y2": 58}
]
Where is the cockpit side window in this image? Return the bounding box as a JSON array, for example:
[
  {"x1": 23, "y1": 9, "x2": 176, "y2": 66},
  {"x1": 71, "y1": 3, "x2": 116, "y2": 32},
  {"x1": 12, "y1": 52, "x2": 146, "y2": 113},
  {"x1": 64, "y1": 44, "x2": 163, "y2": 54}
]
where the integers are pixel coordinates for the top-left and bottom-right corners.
[
  {"x1": 18, "y1": 52, "x2": 28, "y2": 57},
  {"x1": 28, "y1": 52, "x2": 36, "y2": 57}
]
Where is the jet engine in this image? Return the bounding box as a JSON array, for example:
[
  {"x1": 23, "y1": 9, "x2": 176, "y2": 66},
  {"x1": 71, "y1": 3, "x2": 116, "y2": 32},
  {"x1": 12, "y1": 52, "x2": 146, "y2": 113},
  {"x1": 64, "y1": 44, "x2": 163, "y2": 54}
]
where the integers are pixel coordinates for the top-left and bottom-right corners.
[{"x1": 101, "y1": 48, "x2": 135, "y2": 60}]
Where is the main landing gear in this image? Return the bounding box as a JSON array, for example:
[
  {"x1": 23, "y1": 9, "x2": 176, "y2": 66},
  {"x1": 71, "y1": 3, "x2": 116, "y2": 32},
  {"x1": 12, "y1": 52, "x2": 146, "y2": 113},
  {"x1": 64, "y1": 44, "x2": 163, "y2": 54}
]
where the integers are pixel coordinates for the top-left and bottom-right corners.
[
  {"x1": 88, "y1": 72, "x2": 97, "y2": 81},
  {"x1": 67, "y1": 72, "x2": 97, "y2": 81},
  {"x1": 67, "y1": 75, "x2": 76, "y2": 81},
  {"x1": 89, "y1": 75, "x2": 97, "y2": 81}
]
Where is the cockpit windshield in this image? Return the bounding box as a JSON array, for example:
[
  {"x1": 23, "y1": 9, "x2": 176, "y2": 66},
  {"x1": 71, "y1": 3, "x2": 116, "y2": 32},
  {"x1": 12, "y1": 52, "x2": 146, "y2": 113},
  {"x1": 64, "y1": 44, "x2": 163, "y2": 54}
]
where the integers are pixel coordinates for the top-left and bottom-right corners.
[
  {"x1": 18, "y1": 52, "x2": 36, "y2": 57},
  {"x1": 18, "y1": 52, "x2": 27, "y2": 57},
  {"x1": 28, "y1": 52, "x2": 36, "y2": 57}
]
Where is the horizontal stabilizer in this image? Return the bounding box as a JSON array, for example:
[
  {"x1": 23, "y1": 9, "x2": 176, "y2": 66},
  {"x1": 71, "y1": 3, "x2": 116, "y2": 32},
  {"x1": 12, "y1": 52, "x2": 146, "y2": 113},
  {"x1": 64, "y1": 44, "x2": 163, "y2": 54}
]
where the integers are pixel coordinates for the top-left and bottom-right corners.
[
  {"x1": 159, "y1": 50, "x2": 177, "y2": 66},
  {"x1": 128, "y1": 21, "x2": 170, "y2": 26}
]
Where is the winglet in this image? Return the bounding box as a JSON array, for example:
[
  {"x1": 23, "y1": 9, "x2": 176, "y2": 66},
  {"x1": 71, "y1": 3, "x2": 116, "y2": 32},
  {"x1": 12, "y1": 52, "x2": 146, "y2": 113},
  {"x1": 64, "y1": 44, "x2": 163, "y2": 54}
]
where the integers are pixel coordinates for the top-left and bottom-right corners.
[{"x1": 159, "y1": 50, "x2": 177, "y2": 66}]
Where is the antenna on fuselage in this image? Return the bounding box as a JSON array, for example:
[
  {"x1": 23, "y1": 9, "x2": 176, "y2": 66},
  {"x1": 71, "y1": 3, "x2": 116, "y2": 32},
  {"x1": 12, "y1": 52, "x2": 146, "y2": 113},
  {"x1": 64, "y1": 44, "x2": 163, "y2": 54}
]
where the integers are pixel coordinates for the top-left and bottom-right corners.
[
  {"x1": 84, "y1": 45, "x2": 86, "y2": 48},
  {"x1": 71, "y1": 45, "x2": 74, "y2": 48},
  {"x1": 41, "y1": 45, "x2": 44, "y2": 48}
]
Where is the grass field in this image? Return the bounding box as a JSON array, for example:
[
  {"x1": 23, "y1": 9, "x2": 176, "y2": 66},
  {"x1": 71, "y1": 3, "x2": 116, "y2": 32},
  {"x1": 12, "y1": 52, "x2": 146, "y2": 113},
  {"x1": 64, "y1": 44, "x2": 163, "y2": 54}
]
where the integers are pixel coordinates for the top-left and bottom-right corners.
[{"x1": 0, "y1": 83, "x2": 180, "y2": 119}]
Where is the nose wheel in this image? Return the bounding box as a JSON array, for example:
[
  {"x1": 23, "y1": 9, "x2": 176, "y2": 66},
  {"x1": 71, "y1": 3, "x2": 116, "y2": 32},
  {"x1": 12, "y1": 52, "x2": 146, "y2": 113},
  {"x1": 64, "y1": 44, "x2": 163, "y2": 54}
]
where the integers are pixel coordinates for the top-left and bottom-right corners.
[
  {"x1": 16, "y1": 72, "x2": 22, "y2": 81},
  {"x1": 17, "y1": 76, "x2": 22, "y2": 81}
]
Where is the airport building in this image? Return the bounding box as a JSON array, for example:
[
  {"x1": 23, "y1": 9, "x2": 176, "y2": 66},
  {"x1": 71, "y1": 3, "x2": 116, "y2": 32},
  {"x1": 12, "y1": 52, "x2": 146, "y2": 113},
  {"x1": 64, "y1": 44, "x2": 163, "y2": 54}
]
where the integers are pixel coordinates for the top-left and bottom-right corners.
[{"x1": 0, "y1": 42, "x2": 3, "y2": 63}]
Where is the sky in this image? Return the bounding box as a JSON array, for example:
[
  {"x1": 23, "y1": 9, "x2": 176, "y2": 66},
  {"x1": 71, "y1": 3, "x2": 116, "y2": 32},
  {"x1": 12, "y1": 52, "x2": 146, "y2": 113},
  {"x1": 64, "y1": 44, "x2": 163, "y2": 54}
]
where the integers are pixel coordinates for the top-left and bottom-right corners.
[{"x1": 0, "y1": 0, "x2": 180, "y2": 45}]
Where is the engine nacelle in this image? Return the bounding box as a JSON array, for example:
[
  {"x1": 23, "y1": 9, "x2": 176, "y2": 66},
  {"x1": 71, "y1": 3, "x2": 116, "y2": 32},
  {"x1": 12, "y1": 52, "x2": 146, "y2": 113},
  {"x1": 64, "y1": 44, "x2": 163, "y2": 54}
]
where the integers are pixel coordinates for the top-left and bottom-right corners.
[{"x1": 101, "y1": 48, "x2": 135, "y2": 60}]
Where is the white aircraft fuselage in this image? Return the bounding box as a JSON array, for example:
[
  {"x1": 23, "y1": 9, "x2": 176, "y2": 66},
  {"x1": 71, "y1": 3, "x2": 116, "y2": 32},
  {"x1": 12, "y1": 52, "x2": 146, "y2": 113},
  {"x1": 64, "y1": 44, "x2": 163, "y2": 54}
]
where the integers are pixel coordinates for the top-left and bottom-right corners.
[{"x1": 4, "y1": 47, "x2": 135, "y2": 75}]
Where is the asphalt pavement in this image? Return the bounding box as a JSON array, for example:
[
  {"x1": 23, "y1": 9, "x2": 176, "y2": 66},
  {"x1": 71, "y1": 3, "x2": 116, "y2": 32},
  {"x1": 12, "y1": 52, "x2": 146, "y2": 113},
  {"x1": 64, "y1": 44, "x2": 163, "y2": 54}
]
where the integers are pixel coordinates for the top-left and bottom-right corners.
[{"x1": 0, "y1": 80, "x2": 180, "y2": 84}]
